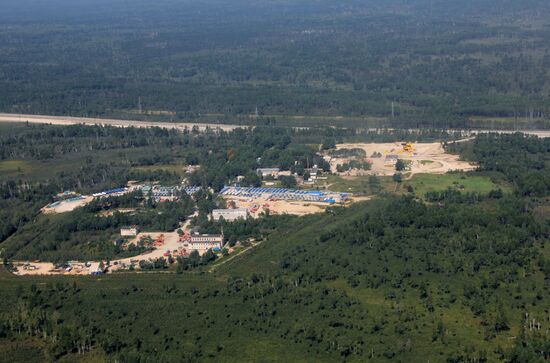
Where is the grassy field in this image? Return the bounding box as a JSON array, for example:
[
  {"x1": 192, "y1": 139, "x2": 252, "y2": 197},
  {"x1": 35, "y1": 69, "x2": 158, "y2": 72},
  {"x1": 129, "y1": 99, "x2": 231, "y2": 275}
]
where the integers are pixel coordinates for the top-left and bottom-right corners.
[
  {"x1": 407, "y1": 173, "x2": 505, "y2": 196},
  {"x1": 132, "y1": 164, "x2": 187, "y2": 175},
  {"x1": 0, "y1": 160, "x2": 33, "y2": 177},
  {"x1": 0, "y1": 158, "x2": 90, "y2": 182},
  {"x1": 310, "y1": 172, "x2": 505, "y2": 198},
  {"x1": 0, "y1": 338, "x2": 47, "y2": 363},
  {"x1": 0, "y1": 148, "x2": 186, "y2": 184},
  {"x1": 311, "y1": 174, "x2": 395, "y2": 195}
]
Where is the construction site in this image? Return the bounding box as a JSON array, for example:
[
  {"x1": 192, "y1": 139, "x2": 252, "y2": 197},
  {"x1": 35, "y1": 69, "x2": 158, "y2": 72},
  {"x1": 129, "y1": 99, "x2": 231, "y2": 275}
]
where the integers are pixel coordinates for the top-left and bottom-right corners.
[
  {"x1": 326, "y1": 141, "x2": 476, "y2": 177},
  {"x1": 13, "y1": 227, "x2": 230, "y2": 276},
  {"x1": 219, "y1": 186, "x2": 352, "y2": 217},
  {"x1": 41, "y1": 184, "x2": 202, "y2": 214},
  {"x1": 14, "y1": 261, "x2": 103, "y2": 276},
  {"x1": 24, "y1": 142, "x2": 475, "y2": 277}
]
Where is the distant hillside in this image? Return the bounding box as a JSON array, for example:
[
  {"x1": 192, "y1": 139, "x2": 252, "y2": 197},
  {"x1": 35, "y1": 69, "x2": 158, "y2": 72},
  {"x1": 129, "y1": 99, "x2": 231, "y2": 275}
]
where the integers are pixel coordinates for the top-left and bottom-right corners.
[{"x1": 0, "y1": 0, "x2": 549, "y2": 128}]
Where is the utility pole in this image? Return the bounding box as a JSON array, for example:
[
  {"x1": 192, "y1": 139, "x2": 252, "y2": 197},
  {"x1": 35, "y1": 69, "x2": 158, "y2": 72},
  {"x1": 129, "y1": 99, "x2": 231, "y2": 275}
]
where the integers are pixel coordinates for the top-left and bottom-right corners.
[
  {"x1": 391, "y1": 101, "x2": 395, "y2": 118},
  {"x1": 138, "y1": 97, "x2": 142, "y2": 114}
]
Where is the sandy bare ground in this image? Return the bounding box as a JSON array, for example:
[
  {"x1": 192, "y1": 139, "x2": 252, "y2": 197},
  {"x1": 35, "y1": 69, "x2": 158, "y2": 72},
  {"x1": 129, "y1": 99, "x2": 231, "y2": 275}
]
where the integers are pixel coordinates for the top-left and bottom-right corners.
[
  {"x1": 109, "y1": 232, "x2": 181, "y2": 272},
  {"x1": 13, "y1": 230, "x2": 212, "y2": 276},
  {"x1": 329, "y1": 142, "x2": 476, "y2": 177},
  {"x1": 42, "y1": 196, "x2": 94, "y2": 214},
  {"x1": 224, "y1": 195, "x2": 368, "y2": 217},
  {"x1": 226, "y1": 196, "x2": 328, "y2": 217},
  {"x1": 0, "y1": 113, "x2": 243, "y2": 132},
  {"x1": 14, "y1": 261, "x2": 101, "y2": 276}
]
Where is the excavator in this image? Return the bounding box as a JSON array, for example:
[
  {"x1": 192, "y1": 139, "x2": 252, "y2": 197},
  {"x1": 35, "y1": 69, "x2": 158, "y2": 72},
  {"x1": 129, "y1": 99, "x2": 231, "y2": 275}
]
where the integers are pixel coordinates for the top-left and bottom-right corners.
[{"x1": 401, "y1": 142, "x2": 414, "y2": 153}]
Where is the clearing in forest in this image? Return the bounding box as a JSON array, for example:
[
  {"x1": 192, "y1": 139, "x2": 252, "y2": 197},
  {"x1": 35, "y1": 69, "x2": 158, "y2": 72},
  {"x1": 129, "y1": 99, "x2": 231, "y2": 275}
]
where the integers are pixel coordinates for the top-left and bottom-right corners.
[{"x1": 328, "y1": 142, "x2": 476, "y2": 177}]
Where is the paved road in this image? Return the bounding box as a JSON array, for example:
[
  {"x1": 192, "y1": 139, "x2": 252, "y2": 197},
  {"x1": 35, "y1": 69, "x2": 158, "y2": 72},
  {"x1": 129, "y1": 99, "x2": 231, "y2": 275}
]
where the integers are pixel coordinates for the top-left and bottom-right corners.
[{"x1": 0, "y1": 113, "x2": 244, "y2": 132}]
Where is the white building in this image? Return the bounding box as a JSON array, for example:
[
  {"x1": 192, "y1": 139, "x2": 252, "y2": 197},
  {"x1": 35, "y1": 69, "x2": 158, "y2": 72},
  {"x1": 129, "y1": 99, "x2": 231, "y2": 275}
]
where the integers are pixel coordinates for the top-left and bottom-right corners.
[
  {"x1": 256, "y1": 168, "x2": 280, "y2": 178},
  {"x1": 385, "y1": 154, "x2": 398, "y2": 165},
  {"x1": 212, "y1": 208, "x2": 248, "y2": 222},
  {"x1": 188, "y1": 234, "x2": 224, "y2": 250},
  {"x1": 121, "y1": 226, "x2": 139, "y2": 237}
]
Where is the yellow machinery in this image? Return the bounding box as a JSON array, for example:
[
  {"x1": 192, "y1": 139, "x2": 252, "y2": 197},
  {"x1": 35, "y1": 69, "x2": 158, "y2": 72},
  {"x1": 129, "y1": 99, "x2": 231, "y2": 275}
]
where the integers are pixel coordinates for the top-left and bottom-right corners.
[{"x1": 401, "y1": 142, "x2": 414, "y2": 153}]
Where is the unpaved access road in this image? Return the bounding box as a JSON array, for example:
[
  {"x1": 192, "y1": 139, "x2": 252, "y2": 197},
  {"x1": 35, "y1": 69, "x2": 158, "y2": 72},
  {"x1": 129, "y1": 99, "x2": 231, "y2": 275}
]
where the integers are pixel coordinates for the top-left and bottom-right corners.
[
  {"x1": 2, "y1": 113, "x2": 550, "y2": 137},
  {"x1": 0, "y1": 113, "x2": 244, "y2": 132}
]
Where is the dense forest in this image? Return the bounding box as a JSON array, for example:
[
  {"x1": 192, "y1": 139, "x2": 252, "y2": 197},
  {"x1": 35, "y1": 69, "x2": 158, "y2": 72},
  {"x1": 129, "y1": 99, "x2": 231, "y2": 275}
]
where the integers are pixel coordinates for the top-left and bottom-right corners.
[
  {"x1": 0, "y1": 123, "x2": 549, "y2": 361},
  {"x1": 447, "y1": 134, "x2": 550, "y2": 199},
  {"x1": 0, "y1": 141, "x2": 549, "y2": 361},
  {"x1": 2, "y1": 0, "x2": 550, "y2": 360},
  {"x1": 1, "y1": 0, "x2": 550, "y2": 128}
]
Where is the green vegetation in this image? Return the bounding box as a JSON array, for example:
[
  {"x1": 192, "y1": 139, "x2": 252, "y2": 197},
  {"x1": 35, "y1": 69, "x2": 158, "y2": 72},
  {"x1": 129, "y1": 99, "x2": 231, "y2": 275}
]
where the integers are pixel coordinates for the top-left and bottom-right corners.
[
  {"x1": 336, "y1": 160, "x2": 372, "y2": 173},
  {"x1": 0, "y1": 192, "x2": 548, "y2": 361},
  {"x1": 328, "y1": 148, "x2": 366, "y2": 158},
  {"x1": 407, "y1": 173, "x2": 504, "y2": 197},
  {"x1": 315, "y1": 174, "x2": 392, "y2": 195},
  {"x1": 0, "y1": 160, "x2": 32, "y2": 176},
  {"x1": 131, "y1": 164, "x2": 187, "y2": 175},
  {"x1": 279, "y1": 175, "x2": 297, "y2": 189},
  {"x1": 448, "y1": 133, "x2": 550, "y2": 197},
  {"x1": 3, "y1": 1, "x2": 550, "y2": 360},
  {"x1": 2, "y1": 192, "x2": 194, "y2": 263},
  {"x1": 1, "y1": 1, "x2": 550, "y2": 128},
  {"x1": 395, "y1": 159, "x2": 408, "y2": 172},
  {"x1": 1, "y1": 123, "x2": 549, "y2": 362}
]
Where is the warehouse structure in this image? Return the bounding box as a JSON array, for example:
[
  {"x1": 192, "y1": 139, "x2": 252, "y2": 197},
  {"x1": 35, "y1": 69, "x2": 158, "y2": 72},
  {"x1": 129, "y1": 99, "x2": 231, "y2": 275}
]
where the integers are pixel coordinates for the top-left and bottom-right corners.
[
  {"x1": 212, "y1": 208, "x2": 248, "y2": 221},
  {"x1": 256, "y1": 168, "x2": 280, "y2": 178},
  {"x1": 120, "y1": 226, "x2": 139, "y2": 237}
]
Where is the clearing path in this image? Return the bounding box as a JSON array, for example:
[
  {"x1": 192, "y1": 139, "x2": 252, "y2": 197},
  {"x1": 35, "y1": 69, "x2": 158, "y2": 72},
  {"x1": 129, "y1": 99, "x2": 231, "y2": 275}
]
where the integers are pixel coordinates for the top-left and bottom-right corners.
[
  {"x1": 3, "y1": 113, "x2": 550, "y2": 137},
  {"x1": 0, "y1": 113, "x2": 243, "y2": 132},
  {"x1": 208, "y1": 242, "x2": 261, "y2": 273}
]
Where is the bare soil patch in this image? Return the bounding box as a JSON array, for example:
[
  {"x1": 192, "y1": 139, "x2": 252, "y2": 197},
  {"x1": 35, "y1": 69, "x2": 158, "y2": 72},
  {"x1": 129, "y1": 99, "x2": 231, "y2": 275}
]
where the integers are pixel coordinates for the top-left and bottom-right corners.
[{"x1": 328, "y1": 142, "x2": 476, "y2": 177}]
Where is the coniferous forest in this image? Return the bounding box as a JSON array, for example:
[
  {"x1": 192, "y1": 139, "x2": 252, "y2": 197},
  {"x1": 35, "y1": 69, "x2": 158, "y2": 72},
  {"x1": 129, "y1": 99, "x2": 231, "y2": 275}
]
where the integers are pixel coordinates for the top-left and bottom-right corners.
[
  {"x1": 1, "y1": 0, "x2": 550, "y2": 128},
  {"x1": 1, "y1": 0, "x2": 550, "y2": 362},
  {"x1": 0, "y1": 123, "x2": 549, "y2": 362}
]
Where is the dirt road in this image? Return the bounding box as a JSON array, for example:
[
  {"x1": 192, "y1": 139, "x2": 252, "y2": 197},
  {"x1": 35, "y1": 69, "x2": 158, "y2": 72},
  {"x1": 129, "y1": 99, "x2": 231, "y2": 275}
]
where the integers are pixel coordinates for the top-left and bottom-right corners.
[
  {"x1": 0, "y1": 113, "x2": 244, "y2": 132},
  {"x1": 2, "y1": 113, "x2": 550, "y2": 137}
]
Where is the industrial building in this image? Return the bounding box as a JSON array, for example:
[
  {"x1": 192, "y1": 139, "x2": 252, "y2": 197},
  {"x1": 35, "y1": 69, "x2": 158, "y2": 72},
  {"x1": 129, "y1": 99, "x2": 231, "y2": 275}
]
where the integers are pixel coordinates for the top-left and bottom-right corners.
[
  {"x1": 188, "y1": 233, "x2": 224, "y2": 251},
  {"x1": 220, "y1": 186, "x2": 349, "y2": 204},
  {"x1": 121, "y1": 226, "x2": 139, "y2": 237},
  {"x1": 151, "y1": 186, "x2": 179, "y2": 202},
  {"x1": 384, "y1": 154, "x2": 398, "y2": 165},
  {"x1": 212, "y1": 208, "x2": 248, "y2": 221},
  {"x1": 256, "y1": 168, "x2": 280, "y2": 178},
  {"x1": 144, "y1": 185, "x2": 202, "y2": 202}
]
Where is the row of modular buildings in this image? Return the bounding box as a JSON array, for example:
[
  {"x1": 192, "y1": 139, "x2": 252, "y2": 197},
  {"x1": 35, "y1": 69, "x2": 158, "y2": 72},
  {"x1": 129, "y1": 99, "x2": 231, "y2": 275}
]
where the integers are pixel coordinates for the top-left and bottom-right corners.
[
  {"x1": 135, "y1": 185, "x2": 202, "y2": 202},
  {"x1": 92, "y1": 187, "x2": 129, "y2": 198},
  {"x1": 180, "y1": 231, "x2": 225, "y2": 252},
  {"x1": 219, "y1": 186, "x2": 349, "y2": 204}
]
